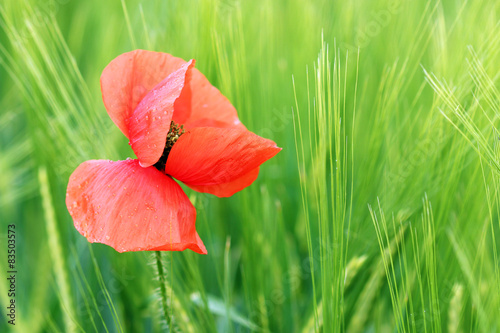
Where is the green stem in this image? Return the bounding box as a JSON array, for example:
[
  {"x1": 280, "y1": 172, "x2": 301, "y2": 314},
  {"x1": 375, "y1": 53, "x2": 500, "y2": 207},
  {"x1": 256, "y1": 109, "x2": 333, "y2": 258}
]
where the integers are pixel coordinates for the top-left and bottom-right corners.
[{"x1": 155, "y1": 251, "x2": 172, "y2": 331}]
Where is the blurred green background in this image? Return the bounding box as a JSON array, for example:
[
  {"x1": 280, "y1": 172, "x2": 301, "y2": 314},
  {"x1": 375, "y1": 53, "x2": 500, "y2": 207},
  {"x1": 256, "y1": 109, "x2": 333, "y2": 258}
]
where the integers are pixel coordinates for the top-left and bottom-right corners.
[{"x1": 1, "y1": 0, "x2": 500, "y2": 332}]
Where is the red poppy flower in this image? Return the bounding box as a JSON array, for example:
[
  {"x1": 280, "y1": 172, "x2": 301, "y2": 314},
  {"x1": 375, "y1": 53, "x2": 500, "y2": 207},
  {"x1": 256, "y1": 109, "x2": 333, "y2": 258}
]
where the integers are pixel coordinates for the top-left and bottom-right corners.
[{"x1": 66, "y1": 50, "x2": 281, "y2": 254}]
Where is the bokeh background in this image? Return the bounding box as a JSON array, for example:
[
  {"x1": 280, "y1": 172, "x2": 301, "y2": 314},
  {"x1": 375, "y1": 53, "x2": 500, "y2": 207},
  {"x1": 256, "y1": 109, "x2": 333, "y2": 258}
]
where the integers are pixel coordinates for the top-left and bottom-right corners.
[{"x1": 1, "y1": 0, "x2": 500, "y2": 332}]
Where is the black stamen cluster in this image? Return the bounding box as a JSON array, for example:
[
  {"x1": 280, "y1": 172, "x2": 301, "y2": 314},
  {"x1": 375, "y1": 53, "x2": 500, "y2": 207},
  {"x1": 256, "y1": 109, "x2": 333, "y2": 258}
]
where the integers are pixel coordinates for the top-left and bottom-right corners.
[{"x1": 153, "y1": 121, "x2": 185, "y2": 172}]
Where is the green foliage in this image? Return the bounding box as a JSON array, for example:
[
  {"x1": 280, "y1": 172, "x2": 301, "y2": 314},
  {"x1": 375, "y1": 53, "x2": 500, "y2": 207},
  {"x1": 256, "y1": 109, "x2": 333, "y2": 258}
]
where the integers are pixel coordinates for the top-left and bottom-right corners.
[{"x1": 1, "y1": 0, "x2": 499, "y2": 332}]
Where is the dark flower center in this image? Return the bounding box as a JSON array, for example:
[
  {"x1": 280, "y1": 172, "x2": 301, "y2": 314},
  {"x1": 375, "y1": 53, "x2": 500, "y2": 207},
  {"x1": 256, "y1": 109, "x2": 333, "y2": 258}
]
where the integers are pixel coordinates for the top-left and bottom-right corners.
[{"x1": 153, "y1": 121, "x2": 185, "y2": 172}]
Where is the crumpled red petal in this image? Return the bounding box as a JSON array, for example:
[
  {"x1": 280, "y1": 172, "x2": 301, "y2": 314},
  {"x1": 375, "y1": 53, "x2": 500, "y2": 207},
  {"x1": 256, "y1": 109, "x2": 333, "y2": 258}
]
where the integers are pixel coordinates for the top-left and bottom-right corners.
[
  {"x1": 164, "y1": 127, "x2": 281, "y2": 189},
  {"x1": 186, "y1": 167, "x2": 260, "y2": 197},
  {"x1": 174, "y1": 67, "x2": 245, "y2": 130},
  {"x1": 100, "y1": 50, "x2": 186, "y2": 138},
  {"x1": 101, "y1": 50, "x2": 244, "y2": 138},
  {"x1": 66, "y1": 159, "x2": 206, "y2": 254},
  {"x1": 128, "y1": 60, "x2": 194, "y2": 167}
]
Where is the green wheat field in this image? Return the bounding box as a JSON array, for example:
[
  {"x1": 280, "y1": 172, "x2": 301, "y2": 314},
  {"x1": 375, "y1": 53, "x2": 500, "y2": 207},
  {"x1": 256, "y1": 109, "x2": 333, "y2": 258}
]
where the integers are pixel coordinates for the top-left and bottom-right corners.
[{"x1": 1, "y1": 0, "x2": 500, "y2": 332}]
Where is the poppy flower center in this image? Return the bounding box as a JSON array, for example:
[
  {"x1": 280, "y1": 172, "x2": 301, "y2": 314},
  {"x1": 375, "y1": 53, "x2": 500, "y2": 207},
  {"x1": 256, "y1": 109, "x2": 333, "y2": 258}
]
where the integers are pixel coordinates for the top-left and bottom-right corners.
[{"x1": 153, "y1": 121, "x2": 185, "y2": 172}]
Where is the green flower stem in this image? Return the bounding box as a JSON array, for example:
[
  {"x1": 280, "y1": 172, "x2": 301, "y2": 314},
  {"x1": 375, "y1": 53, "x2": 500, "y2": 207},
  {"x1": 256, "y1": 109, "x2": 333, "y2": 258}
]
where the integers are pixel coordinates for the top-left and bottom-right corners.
[{"x1": 155, "y1": 251, "x2": 172, "y2": 331}]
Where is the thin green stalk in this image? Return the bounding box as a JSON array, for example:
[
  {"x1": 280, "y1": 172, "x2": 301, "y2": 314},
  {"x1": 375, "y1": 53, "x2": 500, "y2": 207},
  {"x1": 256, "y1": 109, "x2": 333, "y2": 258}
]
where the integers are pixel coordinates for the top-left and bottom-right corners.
[
  {"x1": 38, "y1": 166, "x2": 77, "y2": 333},
  {"x1": 120, "y1": 0, "x2": 137, "y2": 49},
  {"x1": 88, "y1": 247, "x2": 123, "y2": 332}
]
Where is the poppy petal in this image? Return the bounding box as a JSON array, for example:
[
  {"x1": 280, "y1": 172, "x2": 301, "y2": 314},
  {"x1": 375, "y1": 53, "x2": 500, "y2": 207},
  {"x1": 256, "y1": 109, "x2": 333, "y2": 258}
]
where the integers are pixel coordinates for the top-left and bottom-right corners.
[
  {"x1": 128, "y1": 60, "x2": 195, "y2": 167},
  {"x1": 66, "y1": 159, "x2": 206, "y2": 254},
  {"x1": 186, "y1": 167, "x2": 260, "y2": 197},
  {"x1": 174, "y1": 70, "x2": 245, "y2": 130},
  {"x1": 101, "y1": 49, "x2": 243, "y2": 137},
  {"x1": 100, "y1": 50, "x2": 187, "y2": 138},
  {"x1": 164, "y1": 127, "x2": 281, "y2": 190}
]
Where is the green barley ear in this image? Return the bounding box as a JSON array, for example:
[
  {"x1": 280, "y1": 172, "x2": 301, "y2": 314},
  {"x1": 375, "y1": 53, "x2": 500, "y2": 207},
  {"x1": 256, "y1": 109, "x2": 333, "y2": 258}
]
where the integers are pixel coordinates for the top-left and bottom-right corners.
[
  {"x1": 293, "y1": 38, "x2": 358, "y2": 333},
  {"x1": 302, "y1": 255, "x2": 367, "y2": 333},
  {"x1": 353, "y1": 204, "x2": 406, "y2": 333}
]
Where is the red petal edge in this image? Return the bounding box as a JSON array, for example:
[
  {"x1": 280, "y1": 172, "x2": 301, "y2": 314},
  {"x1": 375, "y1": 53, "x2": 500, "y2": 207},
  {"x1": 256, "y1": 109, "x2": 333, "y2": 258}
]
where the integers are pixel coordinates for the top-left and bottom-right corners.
[
  {"x1": 174, "y1": 68, "x2": 245, "y2": 130},
  {"x1": 128, "y1": 60, "x2": 195, "y2": 167},
  {"x1": 165, "y1": 127, "x2": 281, "y2": 190},
  {"x1": 66, "y1": 159, "x2": 206, "y2": 254},
  {"x1": 186, "y1": 167, "x2": 260, "y2": 197}
]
